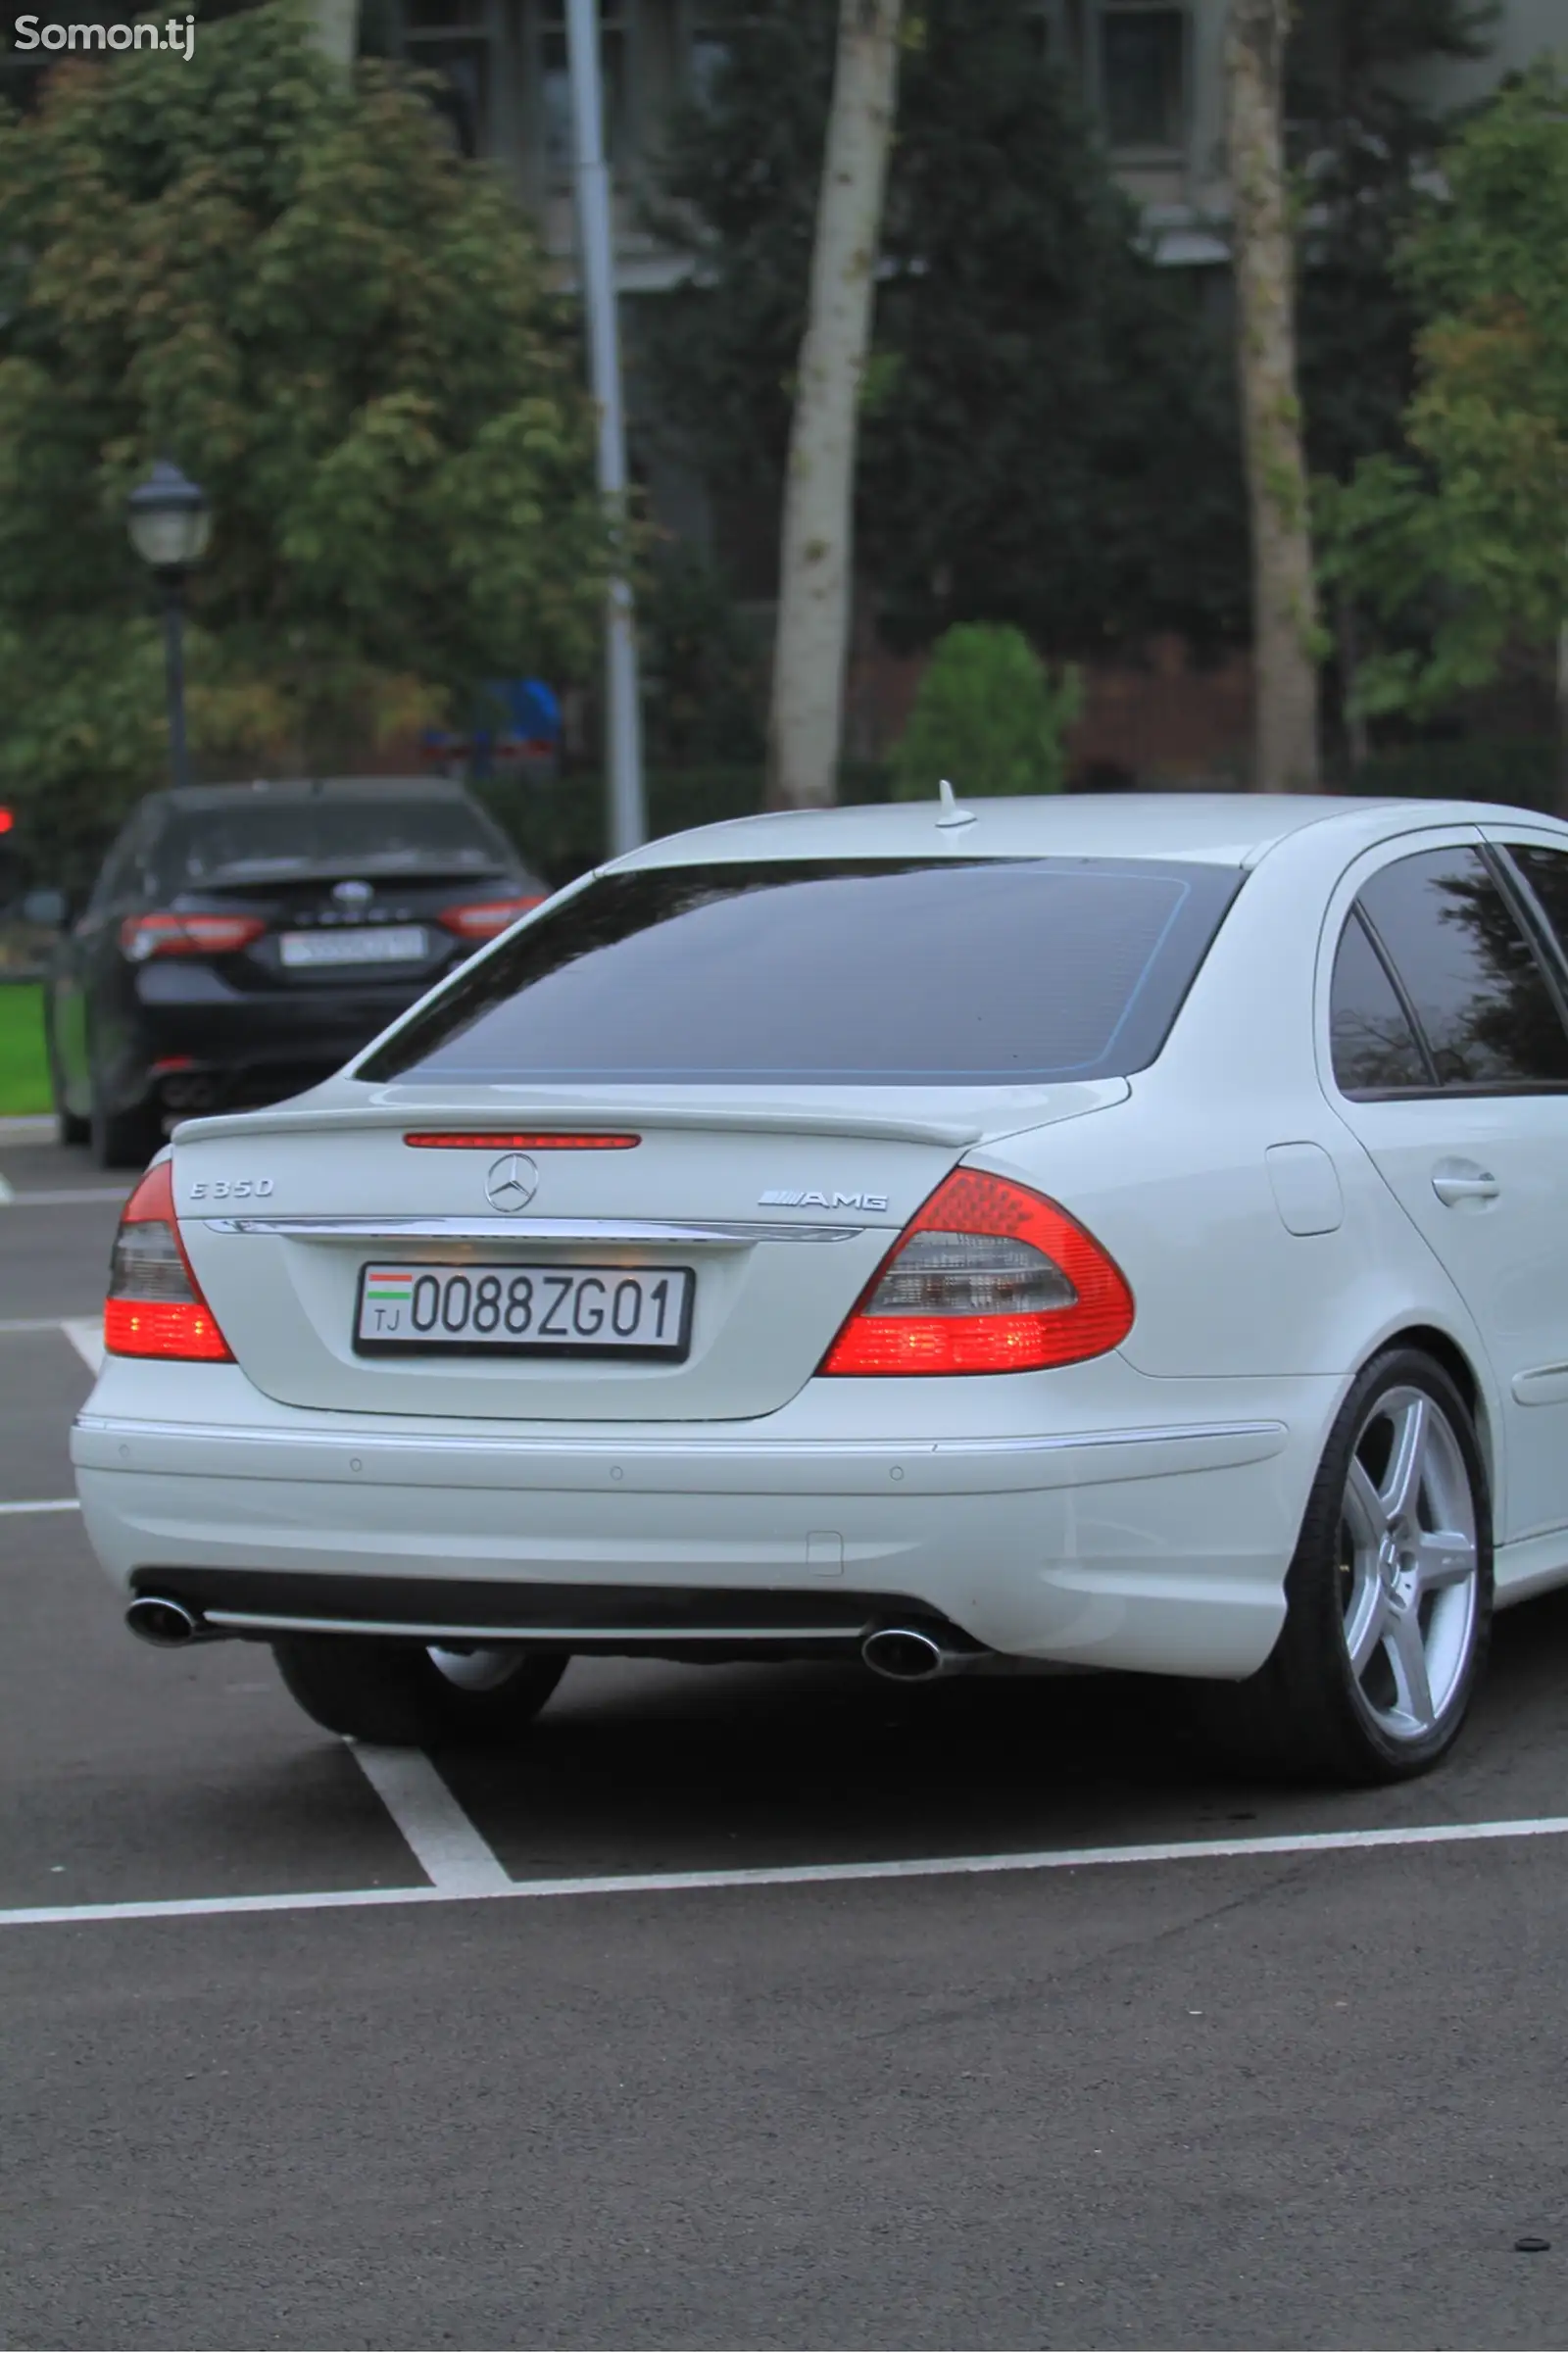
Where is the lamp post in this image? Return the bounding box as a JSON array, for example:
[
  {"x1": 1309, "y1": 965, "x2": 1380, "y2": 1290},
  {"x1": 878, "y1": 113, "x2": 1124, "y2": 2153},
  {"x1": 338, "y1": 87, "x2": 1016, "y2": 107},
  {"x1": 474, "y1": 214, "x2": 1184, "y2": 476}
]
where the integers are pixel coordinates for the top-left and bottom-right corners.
[
  {"x1": 126, "y1": 460, "x2": 212, "y2": 795},
  {"x1": 565, "y1": 0, "x2": 646, "y2": 857}
]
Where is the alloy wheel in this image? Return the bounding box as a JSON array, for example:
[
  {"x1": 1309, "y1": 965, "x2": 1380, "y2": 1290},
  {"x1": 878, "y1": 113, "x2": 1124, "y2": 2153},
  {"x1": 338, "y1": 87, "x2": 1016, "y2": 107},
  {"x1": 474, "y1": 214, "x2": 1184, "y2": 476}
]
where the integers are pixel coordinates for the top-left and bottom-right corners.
[{"x1": 1337, "y1": 1385, "x2": 1480, "y2": 1743}]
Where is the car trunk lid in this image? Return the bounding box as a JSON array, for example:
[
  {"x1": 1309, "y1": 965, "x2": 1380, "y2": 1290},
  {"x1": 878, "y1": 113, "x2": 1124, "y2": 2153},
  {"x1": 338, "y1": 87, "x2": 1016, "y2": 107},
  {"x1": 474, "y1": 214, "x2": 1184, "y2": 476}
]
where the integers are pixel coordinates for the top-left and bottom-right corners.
[{"x1": 171, "y1": 1080, "x2": 1127, "y2": 1420}]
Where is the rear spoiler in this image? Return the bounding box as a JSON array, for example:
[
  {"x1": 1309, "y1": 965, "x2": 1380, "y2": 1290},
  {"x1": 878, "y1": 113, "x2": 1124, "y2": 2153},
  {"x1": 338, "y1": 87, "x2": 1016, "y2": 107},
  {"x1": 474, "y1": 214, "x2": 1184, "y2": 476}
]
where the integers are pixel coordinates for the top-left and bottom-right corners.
[{"x1": 172, "y1": 1078, "x2": 1130, "y2": 1154}]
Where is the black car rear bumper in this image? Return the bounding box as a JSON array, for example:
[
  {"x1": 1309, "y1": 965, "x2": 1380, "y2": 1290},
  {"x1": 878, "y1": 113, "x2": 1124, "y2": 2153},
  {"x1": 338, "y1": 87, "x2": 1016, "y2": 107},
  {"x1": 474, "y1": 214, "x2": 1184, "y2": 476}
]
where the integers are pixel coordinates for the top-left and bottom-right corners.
[{"x1": 108, "y1": 969, "x2": 457, "y2": 1118}]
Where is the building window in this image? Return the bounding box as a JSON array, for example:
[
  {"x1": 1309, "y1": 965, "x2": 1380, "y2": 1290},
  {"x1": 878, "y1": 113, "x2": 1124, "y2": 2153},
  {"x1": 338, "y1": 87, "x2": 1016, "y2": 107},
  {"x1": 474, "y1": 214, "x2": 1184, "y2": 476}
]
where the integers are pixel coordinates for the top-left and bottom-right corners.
[
  {"x1": 541, "y1": 0, "x2": 631, "y2": 181},
  {"x1": 687, "y1": 25, "x2": 730, "y2": 106},
  {"x1": 1098, "y1": 3, "x2": 1186, "y2": 153},
  {"x1": 403, "y1": 0, "x2": 494, "y2": 159}
]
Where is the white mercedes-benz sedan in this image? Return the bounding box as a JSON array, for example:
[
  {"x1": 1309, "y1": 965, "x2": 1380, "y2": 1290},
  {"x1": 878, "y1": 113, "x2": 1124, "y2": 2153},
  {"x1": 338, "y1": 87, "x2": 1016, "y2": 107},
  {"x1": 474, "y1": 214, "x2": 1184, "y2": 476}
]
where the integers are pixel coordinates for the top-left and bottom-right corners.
[{"x1": 70, "y1": 792, "x2": 1568, "y2": 1783}]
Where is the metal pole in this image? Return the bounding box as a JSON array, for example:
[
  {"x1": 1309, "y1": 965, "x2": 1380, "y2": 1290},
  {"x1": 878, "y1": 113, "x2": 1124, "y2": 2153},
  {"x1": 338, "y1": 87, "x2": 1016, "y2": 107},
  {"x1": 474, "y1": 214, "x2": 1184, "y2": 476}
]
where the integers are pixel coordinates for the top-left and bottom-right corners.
[
  {"x1": 565, "y1": 0, "x2": 646, "y2": 858},
  {"x1": 161, "y1": 572, "x2": 191, "y2": 794}
]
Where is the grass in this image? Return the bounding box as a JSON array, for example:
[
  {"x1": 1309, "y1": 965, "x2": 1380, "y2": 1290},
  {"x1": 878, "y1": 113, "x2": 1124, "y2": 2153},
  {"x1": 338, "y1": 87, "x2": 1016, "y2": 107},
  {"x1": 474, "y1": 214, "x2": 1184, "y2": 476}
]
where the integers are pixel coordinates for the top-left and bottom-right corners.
[{"x1": 0, "y1": 983, "x2": 51, "y2": 1116}]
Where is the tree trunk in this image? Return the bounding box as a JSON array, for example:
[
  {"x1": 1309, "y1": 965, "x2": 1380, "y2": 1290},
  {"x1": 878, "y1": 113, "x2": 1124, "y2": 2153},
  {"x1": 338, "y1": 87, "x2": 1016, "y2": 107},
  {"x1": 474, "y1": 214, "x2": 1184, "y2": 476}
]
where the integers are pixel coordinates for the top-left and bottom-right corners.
[
  {"x1": 1556, "y1": 613, "x2": 1568, "y2": 818},
  {"x1": 1225, "y1": 0, "x2": 1321, "y2": 793},
  {"x1": 766, "y1": 0, "x2": 903, "y2": 810},
  {"x1": 309, "y1": 0, "x2": 360, "y2": 69}
]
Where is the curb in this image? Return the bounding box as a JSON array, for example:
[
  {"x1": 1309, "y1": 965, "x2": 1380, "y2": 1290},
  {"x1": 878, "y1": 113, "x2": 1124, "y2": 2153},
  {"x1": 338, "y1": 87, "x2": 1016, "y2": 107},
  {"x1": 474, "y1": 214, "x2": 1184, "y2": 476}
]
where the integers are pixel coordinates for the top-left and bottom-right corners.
[{"x1": 0, "y1": 1115, "x2": 56, "y2": 1144}]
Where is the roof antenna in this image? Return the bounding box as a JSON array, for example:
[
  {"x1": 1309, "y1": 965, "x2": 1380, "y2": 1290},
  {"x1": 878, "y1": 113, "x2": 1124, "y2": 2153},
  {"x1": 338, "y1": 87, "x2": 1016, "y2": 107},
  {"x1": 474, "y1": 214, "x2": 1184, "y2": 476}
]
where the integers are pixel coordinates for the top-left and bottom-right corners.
[{"x1": 936, "y1": 776, "x2": 977, "y2": 830}]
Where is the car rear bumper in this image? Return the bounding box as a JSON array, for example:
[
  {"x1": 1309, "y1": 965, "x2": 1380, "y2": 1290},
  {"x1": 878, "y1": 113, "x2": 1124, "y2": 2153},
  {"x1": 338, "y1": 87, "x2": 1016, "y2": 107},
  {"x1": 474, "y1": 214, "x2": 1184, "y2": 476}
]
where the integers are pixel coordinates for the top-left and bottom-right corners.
[
  {"x1": 111, "y1": 977, "x2": 455, "y2": 1117},
  {"x1": 72, "y1": 1370, "x2": 1339, "y2": 1678}
]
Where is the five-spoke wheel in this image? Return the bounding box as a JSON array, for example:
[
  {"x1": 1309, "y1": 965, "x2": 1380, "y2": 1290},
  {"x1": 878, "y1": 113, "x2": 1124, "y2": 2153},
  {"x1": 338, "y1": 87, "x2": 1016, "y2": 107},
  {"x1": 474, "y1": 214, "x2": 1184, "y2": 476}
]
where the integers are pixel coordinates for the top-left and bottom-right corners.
[{"x1": 1201, "y1": 1347, "x2": 1492, "y2": 1784}]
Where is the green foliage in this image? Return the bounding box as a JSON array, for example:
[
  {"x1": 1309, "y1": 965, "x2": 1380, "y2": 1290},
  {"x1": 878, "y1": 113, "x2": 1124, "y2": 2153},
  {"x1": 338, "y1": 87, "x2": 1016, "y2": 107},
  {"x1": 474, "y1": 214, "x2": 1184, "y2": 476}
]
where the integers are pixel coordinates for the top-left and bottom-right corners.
[
  {"x1": 1347, "y1": 736, "x2": 1558, "y2": 809},
  {"x1": 0, "y1": 2, "x2": 611, "y2": 878},
  {"x1": 645, "y1": 0, "x2": 1249, "y2": 659},
  {"x1": 1322, "y1": 66, "x2": 1568, "y2": 718},
  {"x1": 474, "y1": 760, "x2": 894, "y2": 891},
  {"x1": 640, "y1": 547, "x2": 765, "y2": 767},
  {"x1": 1289, "y1": 0, "x2": 1499, "y2": 486},
  {"x1": 888, "y1": 624, "x2": 1082, "y2": 801},
  {"x1": 0, "y1": 984, "x2": 49, "y2": 1117}
]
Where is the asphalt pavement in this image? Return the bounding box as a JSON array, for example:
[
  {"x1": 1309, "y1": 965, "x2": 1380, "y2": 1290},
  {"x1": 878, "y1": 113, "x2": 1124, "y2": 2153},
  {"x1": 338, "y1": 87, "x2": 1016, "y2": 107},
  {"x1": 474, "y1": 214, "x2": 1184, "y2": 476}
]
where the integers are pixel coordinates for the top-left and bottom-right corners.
[{"x1": 4, "y1": 1122, "x2": 1568, "y2": 2349}]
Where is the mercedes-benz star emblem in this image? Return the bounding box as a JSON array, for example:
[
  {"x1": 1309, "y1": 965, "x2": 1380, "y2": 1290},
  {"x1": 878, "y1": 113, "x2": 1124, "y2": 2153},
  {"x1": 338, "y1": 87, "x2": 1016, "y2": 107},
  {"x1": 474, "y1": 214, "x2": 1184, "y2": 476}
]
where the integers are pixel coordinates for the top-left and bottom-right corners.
[{"x1": 485, "y1": 1152, "x2": 538, "y2": 1213}]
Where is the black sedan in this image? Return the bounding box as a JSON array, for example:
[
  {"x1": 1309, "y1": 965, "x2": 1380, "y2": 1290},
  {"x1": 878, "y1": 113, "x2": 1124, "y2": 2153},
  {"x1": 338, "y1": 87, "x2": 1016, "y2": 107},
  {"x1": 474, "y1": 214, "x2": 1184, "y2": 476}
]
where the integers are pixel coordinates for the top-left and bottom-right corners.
[{"x1": 42, "y1": 777, "x2": 549, "y2": 1166}]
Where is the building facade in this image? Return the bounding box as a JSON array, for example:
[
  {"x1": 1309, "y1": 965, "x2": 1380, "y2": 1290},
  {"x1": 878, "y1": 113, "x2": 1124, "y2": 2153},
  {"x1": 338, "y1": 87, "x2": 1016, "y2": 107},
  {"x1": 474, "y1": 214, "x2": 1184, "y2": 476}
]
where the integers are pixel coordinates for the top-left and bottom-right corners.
[{"x1": 384, "y1": 0, "x2": 1567, "y2": 286}]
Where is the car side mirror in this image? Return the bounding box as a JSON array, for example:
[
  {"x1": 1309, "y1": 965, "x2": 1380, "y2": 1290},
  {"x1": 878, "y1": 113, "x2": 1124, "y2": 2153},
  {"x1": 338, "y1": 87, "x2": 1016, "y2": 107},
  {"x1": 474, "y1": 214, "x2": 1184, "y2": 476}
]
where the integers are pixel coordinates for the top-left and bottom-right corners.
[{"x1": 22, "y1": 887, "x2": 69, "y2": 928}]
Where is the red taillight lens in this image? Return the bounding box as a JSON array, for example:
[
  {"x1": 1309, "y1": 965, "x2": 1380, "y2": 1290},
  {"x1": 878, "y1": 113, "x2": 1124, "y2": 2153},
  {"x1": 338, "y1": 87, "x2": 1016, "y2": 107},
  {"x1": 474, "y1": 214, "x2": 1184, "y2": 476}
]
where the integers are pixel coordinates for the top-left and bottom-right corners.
[
  {"x1": 819, "y1": 1169, "x2": 1134, "y2": 1377},
  {"x1": 120, "y1": 911, "x2": 267, "y2": 961},
  {"x1": 438, "y1": 896, "x2": 546, "y2": 942},
  {"x1": 104, "y1": 1160, "x2": 233, "y2": 1362}
]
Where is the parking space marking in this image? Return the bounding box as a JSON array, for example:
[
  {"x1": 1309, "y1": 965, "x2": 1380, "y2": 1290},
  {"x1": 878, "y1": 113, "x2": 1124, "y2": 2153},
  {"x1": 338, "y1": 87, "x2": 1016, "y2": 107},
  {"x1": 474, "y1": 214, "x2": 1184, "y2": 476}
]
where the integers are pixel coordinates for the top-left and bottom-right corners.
[
  {"x1": 0, "y1": 1497, "x2": 79, "y2": 1517},
  {"x1": 6, "y1": 1809, "x2": 1568, "y2": 1931},
  {"x1": 0, "y1": 1318, "x2": 71, "y2": 1337},
  {"x1": 61, "y1": 1318, "x2": 104, "y2": 1372},
  {"x1": 348, "y1": 1743, "x2": 511, "y2": 1893}
]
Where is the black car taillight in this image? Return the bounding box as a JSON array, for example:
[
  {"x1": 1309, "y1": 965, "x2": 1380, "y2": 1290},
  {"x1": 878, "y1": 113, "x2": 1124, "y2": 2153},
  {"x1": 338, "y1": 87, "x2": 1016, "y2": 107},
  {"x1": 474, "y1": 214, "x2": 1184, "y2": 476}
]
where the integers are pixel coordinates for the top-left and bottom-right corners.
[{"x1": 120, "y1": 912, "x2": 267, "y2": 962}]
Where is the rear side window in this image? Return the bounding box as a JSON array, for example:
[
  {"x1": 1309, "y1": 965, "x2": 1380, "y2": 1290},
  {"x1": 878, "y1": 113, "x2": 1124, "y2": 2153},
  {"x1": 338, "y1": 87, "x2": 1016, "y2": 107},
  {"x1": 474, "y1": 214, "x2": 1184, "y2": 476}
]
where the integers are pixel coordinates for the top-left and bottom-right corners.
[
  {"x1": 360, "y1": 857, "x2": 1244, "y2": 1088},
  {"x1": 1329, "y1": 913, "x2": 1431, "y2": 1095},
  {"x1": 1504, "y1": 844, "x2": 1568, "y2": 966},
  {"x1": 1352, "y1": 847, "x2": 1568, "y2": 1091},
  {"x1": 88, "y1": 808, "x2": 158, "y2": 913}
]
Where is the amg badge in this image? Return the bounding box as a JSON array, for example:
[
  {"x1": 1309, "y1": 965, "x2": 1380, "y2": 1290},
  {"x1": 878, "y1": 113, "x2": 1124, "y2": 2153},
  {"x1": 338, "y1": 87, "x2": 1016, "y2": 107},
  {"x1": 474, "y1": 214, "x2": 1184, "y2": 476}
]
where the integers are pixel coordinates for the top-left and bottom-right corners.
[{"x1": 759, "y1": 1188, "x2": 890, "y2": 1211}]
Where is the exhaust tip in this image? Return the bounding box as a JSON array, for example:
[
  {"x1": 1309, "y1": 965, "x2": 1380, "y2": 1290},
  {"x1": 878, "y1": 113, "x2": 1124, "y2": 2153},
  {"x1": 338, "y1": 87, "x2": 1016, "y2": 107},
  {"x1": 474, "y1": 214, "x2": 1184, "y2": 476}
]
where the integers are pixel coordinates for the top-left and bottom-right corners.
[
  {"x1": 861, "y1": 1626, "x2": 947, "y2": 1684},
  {"x1": 125, "y1": 1595, "x2": 201, "y2": 1649}
]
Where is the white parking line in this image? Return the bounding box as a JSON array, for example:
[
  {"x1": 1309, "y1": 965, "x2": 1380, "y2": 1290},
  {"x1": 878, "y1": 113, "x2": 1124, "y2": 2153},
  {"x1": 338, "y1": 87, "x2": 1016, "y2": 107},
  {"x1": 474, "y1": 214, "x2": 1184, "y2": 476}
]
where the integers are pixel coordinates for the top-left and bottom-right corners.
[
  {"x1": 348, "y1": 1743, "x2": 511, "y2": 1893},
  {"x1": 5, "y1": 1810, "x2": 1568, "y2": 1930},
  {"x1": 61, "y1": 1318, "x2": 104, "y2": 1373},
  {"x1": 0, "y1": 1318, "x2": 71, "y2": 1337},
  {"x1": 0, "y1": 1497, "x2": 79, "y2": 1517}
]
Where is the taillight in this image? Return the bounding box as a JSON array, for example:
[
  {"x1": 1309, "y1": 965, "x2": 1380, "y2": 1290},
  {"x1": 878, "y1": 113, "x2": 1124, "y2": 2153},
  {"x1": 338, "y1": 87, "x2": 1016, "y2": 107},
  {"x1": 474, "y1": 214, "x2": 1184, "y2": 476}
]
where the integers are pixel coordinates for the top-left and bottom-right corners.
[
  {"x1": 105, "y1": 1160, "x2": 233, "y2": 1362},
  {"x1": 438, "y1": 895, "x2": 546, "y2": 942},
  {"x1": 121, "y1": 911, "x2": 267, "y2": 962},
  {"x1": 818, "y1": 1169, "x2": 1133, "y2": 1377}
]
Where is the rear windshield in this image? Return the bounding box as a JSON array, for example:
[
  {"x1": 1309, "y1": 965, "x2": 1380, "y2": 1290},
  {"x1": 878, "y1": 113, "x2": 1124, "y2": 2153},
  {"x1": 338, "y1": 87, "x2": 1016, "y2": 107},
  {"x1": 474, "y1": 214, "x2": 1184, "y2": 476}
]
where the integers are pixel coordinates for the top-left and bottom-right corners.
[
  {"x1": 360, "y1": 857, "x2": 1243, "y2": 1089},
  {"x1": 157, "y1": 797, "x2": 514, "y2": 887}
]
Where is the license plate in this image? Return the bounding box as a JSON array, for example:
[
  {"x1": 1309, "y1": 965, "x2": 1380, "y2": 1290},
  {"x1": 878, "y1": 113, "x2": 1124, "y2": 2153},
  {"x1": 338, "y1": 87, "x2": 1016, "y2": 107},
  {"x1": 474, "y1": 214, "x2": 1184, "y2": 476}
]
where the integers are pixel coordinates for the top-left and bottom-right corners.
[
  {"x1": 354, "y1": 1262, "x2": 695, "y2": 1358},
  {"x1": 279, "y1": 925, "x2": 428, "y2": 968}
]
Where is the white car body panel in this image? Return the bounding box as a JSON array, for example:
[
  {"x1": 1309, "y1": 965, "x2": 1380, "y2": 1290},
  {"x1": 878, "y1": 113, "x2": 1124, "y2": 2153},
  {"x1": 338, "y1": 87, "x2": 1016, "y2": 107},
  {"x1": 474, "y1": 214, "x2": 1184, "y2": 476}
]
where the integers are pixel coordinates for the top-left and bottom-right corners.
[{"x1": 69, "y1": 794, "x2": 1568, "y2": 1678}]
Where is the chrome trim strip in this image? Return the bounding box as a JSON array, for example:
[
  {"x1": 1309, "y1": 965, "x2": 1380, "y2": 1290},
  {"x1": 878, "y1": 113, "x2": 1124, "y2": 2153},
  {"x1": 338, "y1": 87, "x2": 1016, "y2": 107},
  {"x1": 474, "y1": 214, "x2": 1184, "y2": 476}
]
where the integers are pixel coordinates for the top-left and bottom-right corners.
[
  {"x1": 204, "y1": 1610, "x2": 867, "y2": 1642},
  {"x1": 200, "y1": 1215, "x2": 865, "y2": 1245},
  {"x1": 75, "y1": 1412, "x2": 1287, "y2": 1463}
]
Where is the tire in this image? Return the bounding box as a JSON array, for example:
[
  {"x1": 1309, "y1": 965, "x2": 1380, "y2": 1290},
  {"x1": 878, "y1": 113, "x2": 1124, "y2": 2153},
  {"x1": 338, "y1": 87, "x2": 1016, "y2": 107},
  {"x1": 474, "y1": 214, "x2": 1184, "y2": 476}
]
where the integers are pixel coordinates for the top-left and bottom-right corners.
[
  {"x1": 45, "y1": 1021, "x2": 89, "y2": 1148},
  {"x1": 1199, "y1": 1347, "x2": 1493, "y2": 1786},
  {"x1": 89, "y1": 1078, "x2": 161, "y2": 1171},
  {"x1": 271, "y1": 1636, "x2": 568, "y2": 1746}
]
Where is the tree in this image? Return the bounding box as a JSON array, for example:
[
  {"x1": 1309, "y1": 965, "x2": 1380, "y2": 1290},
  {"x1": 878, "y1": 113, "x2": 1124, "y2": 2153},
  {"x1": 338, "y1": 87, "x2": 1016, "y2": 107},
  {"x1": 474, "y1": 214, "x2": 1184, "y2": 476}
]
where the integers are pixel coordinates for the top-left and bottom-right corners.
[
  {"x1": 1225, "y1": 0, "x2": 1321, "y2": 791},
  {"x1": 1287, "y1": 0, "x2": 1498, "y2": 764},
  {"x1": 888, "y1": 624, "x2": 1081, "y2": 800},
  {"x1": 768, "y1": 0, "x2": 903, "y2": 810},
  {"x1": 0, "y1": 2, "x2": 610, "y2": 881},
  {"x1": 646, "y1": 0, "x2": 1248, "y2": 688},
  {"x1": 1322, "y1": 65, "x2": 1568, "y2": 800},
  {"x1": 861, "y1": 0, "x2": 1247, "y2": 661}
]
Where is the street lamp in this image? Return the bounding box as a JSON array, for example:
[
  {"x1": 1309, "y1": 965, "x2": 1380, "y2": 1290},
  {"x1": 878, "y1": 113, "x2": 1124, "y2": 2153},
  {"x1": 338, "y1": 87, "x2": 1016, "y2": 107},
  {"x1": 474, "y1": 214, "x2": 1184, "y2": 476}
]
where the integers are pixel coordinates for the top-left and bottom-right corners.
[{"x1": 126, "y1": 460, "x2": 212, "y2": 795}]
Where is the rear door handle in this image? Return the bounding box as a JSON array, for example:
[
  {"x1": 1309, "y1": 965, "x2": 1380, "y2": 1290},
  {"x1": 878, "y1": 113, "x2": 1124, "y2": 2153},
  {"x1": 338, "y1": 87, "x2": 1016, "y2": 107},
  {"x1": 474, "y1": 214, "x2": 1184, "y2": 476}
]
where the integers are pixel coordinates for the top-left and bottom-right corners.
[{"x1": 1432, "y1": 1170, "x2": 1499, "y2": 1205}]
